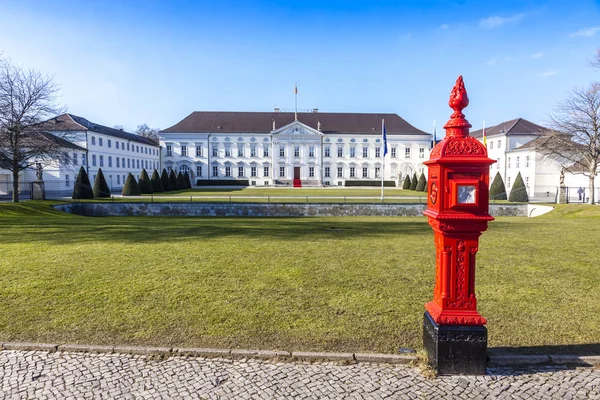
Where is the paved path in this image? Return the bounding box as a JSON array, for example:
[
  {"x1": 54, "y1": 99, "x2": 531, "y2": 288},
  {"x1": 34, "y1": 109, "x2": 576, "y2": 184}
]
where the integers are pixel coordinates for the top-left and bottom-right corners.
[{"x1": 1, "y1": 350, "x2": 598, "y2": 399}]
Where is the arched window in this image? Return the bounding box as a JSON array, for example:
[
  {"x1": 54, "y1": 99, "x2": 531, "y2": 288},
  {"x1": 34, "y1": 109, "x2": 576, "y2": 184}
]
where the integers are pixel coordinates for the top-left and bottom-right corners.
[{"x1": 179, "y1": 164, "x2": 190, "y2": 174}]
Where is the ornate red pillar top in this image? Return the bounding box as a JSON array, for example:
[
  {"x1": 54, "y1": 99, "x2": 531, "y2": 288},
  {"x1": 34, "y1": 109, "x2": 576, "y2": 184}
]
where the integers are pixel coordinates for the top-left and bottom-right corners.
[{"x1": 444, "y1": 76, "x2": 472, "y2": 138}]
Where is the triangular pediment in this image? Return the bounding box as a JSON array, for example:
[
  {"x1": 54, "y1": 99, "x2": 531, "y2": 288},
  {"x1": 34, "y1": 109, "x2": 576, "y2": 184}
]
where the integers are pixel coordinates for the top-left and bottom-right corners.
[{"x1": 272, "y1": 121, "x2": 322, "y2": 136}]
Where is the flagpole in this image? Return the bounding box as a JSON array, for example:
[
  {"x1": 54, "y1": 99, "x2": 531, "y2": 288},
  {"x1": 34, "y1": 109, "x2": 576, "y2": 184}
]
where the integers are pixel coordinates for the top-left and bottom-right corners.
[
  {"x1": 294, "y1": 83, "x2": 298, "y2": 121},
  {"x1": 482, "y1": 120, "x2": 487, "y2": 148},
  {"x1": 381, "y1": 119, "x2": 385, "y2": 200},
  {"x1": 432, "y1": 120, "x2": 436, "y2": 149}
]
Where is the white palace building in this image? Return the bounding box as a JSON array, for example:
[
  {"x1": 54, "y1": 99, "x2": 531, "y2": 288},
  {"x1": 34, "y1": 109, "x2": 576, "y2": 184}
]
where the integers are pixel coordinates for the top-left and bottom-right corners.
[{"x1": 159, "y1": 111, "x2": 432, "y2": 187}]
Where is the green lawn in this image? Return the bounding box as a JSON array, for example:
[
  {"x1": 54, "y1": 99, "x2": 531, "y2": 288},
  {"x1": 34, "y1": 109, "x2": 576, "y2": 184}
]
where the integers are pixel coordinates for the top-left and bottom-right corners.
[{"x1": 0, "y1": 202, "x2": 598, "y2": 354}]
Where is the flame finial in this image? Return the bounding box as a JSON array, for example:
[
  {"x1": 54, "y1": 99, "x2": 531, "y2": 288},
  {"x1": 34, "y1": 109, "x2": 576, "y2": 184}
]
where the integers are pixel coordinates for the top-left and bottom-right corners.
[{"x1": 449, "y1": 76, "x2": 469, "y2": 119}]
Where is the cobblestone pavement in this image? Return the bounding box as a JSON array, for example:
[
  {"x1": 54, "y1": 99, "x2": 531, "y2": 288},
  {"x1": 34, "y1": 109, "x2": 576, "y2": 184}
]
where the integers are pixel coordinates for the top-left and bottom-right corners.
[{"x1": 0, "y1": 350, "x2": 598, "y2": 399}]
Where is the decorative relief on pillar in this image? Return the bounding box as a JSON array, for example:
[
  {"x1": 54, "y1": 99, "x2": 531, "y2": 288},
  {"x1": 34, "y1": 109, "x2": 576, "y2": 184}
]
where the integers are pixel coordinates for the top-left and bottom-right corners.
[
  {"x1": 437, "y1": 315, "x2": 487, "y2": 326},
  {"x1": 434, "y1": 246, "x2": 442, "y2": 304},
  {"x1": 448, "y1": 241, "x2": 473, "y2": 309},
  {"x1": 430, "y1": 143, "x2": 443, "y2": 157},
  {"x1": 443, "y1": 138, "x2": 485, "y2": 156}
]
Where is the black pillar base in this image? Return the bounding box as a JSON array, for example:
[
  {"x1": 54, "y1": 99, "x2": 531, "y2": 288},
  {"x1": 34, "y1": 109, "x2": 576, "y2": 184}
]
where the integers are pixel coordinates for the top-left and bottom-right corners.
[{"x1": 423, "y1": 311, "x2": 487, "y2": 375}]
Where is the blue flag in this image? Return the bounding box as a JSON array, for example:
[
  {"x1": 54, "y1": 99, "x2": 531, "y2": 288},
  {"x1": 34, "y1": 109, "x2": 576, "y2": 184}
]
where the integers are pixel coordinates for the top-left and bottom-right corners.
[{"x1": 382, "y1": 120, "x2": 388, "y2": 157}]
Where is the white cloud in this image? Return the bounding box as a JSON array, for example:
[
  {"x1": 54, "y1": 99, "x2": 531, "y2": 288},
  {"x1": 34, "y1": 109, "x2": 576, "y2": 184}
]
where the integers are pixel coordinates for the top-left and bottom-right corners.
[
  {"x1": 480, "y1": 13, "x2": 524, "y2": 29},
  {"x1": 531, "y1": 52, "x2": 544, "y2": 59},
  {"x1": 539, "y1": 70, "x2": 557, "y2": 78},
  {"x1": 486, "y1": 58, "x2": 497, "y2": 66},
  {"x1": 570, "y1": 27, "x2": 600, "y2": 37}
]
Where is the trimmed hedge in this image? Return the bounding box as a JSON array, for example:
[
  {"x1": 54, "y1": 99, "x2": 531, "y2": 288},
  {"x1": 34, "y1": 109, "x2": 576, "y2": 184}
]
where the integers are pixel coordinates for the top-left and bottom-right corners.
[
  {"x1": 490, "y1": 172, "x2": 507, "y2": 200},
  {"x1": 122, "y1": 173, "x2": 141, "y2": 196},
  {"x1": 151, "y1": 169, "x2": 164, "y2": 193},
  {"x1": 345, "y1": 180, "x2": 396, "y2": 187},
  {"x1": 176, "y1": 172, "x2": 186, "y2": 190},
  {"x1": 415, "y1": 173, "x2": 427, "y2": 191},
  {"x1": 72, "y1": 166, "x2": 93, "y2": 199},
  {"x1": 402, "y1": 175, "x2": 411, "y2": 189},
  {"x1": 183, "y1": 171, "x2": 192, "y2": 189},
  {"x1": 161, "y1": 169, "x2": 170, "y2": 191},
  {"x1": 93, "y1": 168, "x2": 111, "y2": 198},
  {"x1": 196, "y1": 179, "x2": 249, "y2": 186},
  {"x1": 169, "y1": 170, "x2": 178, "y2": 191},
  {"x1": 409, "y1": 172, "x2": 418, "y2": 190},
  {"x1": 509, "y1": 172, "x2": 529, "y2": 202},
  {"x1": 138, "y1": 169, "x2": 153, "y2": 194}
]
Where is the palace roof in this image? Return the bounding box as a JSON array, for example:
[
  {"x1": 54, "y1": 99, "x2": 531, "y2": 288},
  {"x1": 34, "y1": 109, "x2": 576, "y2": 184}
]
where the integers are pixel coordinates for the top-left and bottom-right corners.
[
  {"x1": 471, "y1": 118, "x2": 550, "y2": 138},
  {"x1": 162, "y1": 112, "x2": 429, "y2": 136}
]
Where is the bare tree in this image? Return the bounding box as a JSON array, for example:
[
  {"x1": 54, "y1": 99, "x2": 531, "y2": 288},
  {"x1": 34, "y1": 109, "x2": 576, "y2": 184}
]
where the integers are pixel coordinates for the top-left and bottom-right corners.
[
  {"x1": 0, "y1": 57, "x2": 66, "y2": 202},
  {"x1": 590, "y1": 48, "x2": 600, "y2": 70},
  {"x1": 539, "y1": 84, "x2": 600, "y2": 204},
  {"x1": 135, "y1": 123, "x2": 160, "y2": 140}
]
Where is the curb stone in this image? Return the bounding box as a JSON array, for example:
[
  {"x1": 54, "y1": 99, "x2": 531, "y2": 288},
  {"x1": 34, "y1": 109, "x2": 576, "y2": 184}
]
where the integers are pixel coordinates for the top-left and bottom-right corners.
[
  {"x1": 549, "y1": 355, "x2": 600, "y2": 366},
  {"x1": 231, "y1": 349, "x2": 291, "y2": 358},
  {"x1": 2, "y1": 343, "x2": 58, "y2": 352},
  {"x1": 354, "y1": 353, "x2": 417, "y2": 364},
  {"x1": 172, "y1": 348, "x2": 231, "y2": 357},
  {"x1": 112, "y1": 346, "x2": 172, "y2": 356},
  {"x1": 292, "y1": 351, "x2": 355, "y2": 362},
  {"x1": 488, "y1": 355, "x2": 550, "y2": 366},
  {"x1": 58, "y1": 344, "x2": 115, "y2": 353}
]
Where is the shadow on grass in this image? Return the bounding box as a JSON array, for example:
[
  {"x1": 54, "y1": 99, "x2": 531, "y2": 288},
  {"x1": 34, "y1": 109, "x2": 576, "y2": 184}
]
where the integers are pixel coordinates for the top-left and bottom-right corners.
[{"x1": 0, "y1": 217, "x2": 433, "y2": 245}]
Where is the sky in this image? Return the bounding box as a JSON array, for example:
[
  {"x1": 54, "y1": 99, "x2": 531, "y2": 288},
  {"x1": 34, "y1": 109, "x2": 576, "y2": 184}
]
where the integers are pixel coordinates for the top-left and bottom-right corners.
[{"x1": 1, "y1": 0, "x2": 599, "y2": 136}]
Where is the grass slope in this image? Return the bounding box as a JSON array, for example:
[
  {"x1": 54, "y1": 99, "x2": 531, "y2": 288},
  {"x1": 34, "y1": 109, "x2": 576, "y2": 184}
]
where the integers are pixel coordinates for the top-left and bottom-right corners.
[{"x1": 0, "y1": 201, "x2": 598, "y2": 354}]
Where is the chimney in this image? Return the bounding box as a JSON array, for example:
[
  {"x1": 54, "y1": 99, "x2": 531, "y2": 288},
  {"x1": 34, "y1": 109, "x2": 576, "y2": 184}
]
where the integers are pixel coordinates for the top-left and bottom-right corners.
[
  {"x1": 312, "y1": 108, "x2": 319, "y2": 113},
  {"x1": 274, "y1": 107, "x2": 280, "y2": 112}
]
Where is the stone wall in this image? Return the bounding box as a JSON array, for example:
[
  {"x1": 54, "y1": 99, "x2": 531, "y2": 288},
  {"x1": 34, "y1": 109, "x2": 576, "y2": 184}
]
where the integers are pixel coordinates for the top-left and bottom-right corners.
[{"x1": 54, "y1": 202, "x2": 529, "y2": 217}]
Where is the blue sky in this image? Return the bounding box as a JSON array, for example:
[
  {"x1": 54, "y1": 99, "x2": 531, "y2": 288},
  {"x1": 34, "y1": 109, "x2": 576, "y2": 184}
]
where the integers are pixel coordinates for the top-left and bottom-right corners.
[{"x1": 1, "y1": 0, "x2": 599, "y2": 135}]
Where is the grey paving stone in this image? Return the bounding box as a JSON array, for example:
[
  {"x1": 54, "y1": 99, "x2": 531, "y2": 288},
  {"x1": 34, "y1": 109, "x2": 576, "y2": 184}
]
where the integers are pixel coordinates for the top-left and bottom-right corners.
[
  {"x1": 231, "y1": 349, "x2": 291, "y2": 359},
  {"x1": 173, "y1": 347, "x2": 231, "y2": 357},
  {"x1": 489, "y1": 355, "x2": 551, "y2": 366},
  {"x1": 112, "y1": 346, "x2": 172, "y2": 356},
  {"x1": 292, "y1": 351, "x2": 355, "y2": 362},
  {"x1": 2, "y1": 342, "x2": 58, "y2": 352},
  {"x1": 58, "y1": 344, "x2": 115, "y2": 353}
]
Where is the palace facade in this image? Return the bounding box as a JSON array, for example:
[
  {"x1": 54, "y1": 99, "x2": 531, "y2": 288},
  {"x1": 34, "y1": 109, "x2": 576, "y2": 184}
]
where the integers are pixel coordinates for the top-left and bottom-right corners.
[{"x1": 159, "y1": 111, "x2": 432, "y2": 187}]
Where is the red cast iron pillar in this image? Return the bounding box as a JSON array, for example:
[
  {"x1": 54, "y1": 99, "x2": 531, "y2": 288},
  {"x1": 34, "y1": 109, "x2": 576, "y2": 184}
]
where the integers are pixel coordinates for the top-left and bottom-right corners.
[{"x1": 422, "y1": 76, "x2": 495, "y2": 375}]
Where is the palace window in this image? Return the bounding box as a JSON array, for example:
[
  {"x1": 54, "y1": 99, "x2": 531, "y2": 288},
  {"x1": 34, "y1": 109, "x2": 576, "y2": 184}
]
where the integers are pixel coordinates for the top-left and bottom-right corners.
[
  {"x1": 362, "y1": 147, "x2": 368, "y2": 158},
  {"x1": 497, "y1": 140, "x2": 501, "y2": 148},
  {"x1": 225, "y1": 146, "x2": 232, "y2": 157},
  {"x1": 65, "y1": 175, "x2": 70, "y2": 187},
  {"x1": 137, "y1": 160, "x2": 140, "y2": 169},
  {"x1": 516, "y1": 156, "x2": 520, "y2": 168},
  {"x1": 225, "y1": 166, "x2": 231, "y2": 177},
  {"x1": 362, "y1": 167, "x2": 368, "y2": 178},
  {"x1": 91, "y1": 136, "x2": 96, "y2": 145},
  {"x1": 181, "y1": 145, "x2": 187, "y2": 157},
  {"x1": 196, "y1": 145, "x2": 203, "y2": 157},
  {"x1": 127, "y1": 143, "x2": 130, "y2": 151},
  {"x1": 263, "y1": 166, "x2": 269, "y2": 177},
  {"x1": 99, "y1": 138, "x2": 103, "y2": 147},
  {"x1": 252, "y1": 167, "x2": 257, "y2": 177},
  {"x1": 508, "y1": 157, "x2": 511, "y2": 168},
  {"x1": 324, "y1": 146, "x2": 330, "y2": 157},
  {"x1": 237, "y1": 144, "x2": 244, "y2": 157},
  {"x1": 294, "y1": 146, "x2": 300, "y2": 157},
  {"x1": 73, "y1": 153, "x2": 78, "y2": 165},
  {"x1": 82, "y1": 154, "x2": 86, "y2": 166},
  {"x1": 309, "y1": 146, "x2": 315, "y2": 158},
  {"x1": 375, "y1": 147, "x2": 380, "y2": 158},
  {"x1": 405, "y1": 148, "x2": 411, "y2": 158},
  {"x1": 166, "y1": 145, "x2": 172, "y2": 156},
  {"x1": 325, "y1": 167, "x2": 330, "y2": 178},
  {"x1": 196, "y1": 166, "x2": 202, "y2": 176},
  {"x1": 251, "y1": 145, "x2": 257, "y2": 157},
  {"x1": 350, "y1": 167, "x2": 355, "y2": 178},
  {"x1": 526, "y1": 156, "x2": 530, "y2": 168},
  {"x1": 490, "y1": 141, "x2": 494, "y2": 149},
  {"x1": 238, "y1": 166, "x2": 244, "y2": 177},
  {"x1": 337, "y1": 146, "x2": 343, "y2": 157},
  {"x1": 309, "y1": 167, "x2": 315, "y2": 177},
  {"x1": 117, "y1": 175, "x2": 120, "y2": 185},
  {"x1": 127, "y1": 159, "x2": 130, "y2": 168},
  {"x1": 350, "y1": 147, "x2": 356, "y2": 158},
  {"x1": 116, "y1": 157, "x2": 120, "y2": 168},
  {"x1": 279, "y1": 166, "x2": 285, "y2": 177},
  {"x1": 263, "y1": 145, "x2": 269, "y2": 157},
  {"x1": 99, "y1": 155, "x2": 104, "y2": 167},
  {"x1": 419, "y1": 148, "x2": 425, "y2": 158},
  {"x1": 108, "y1": 156, "x2": 112, "y2": 168},
  {"x1": 212, "y1": 166, "x2": 218, "y2": 177},
  {"x1": 108, "y1": 139, "x2": 112, "y2": 148},
  {"x1": 375, "y1": 167, "x2": 380, "y2": 178},
  {"x1": 279, "y1": 146, "x2": 285, "y2": 157},
  {"x1": 337, "y1": 167, "x2": 343, "y2": 177},
  {"x1": 212, "y1": 146, "x2": 218, "y2": 157},
  {"x1": 391, "y1": 147, "x2": 396, "y2": 158}
]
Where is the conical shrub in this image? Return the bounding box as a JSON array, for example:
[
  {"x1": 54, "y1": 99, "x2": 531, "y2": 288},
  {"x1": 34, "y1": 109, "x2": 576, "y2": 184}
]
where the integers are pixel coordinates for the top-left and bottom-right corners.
[
  {"x1": 122, "y1": 173, "x2": 141, "y2": 196},
  {"x1": 509, "y1": 172, "x2": 529, "y2": 202},
  {"x1": 138, "y1": 168, "x2": 153, "y2": 194},
  {"x1": 161, "y1": 169, "x2": 170, "y2": 191},
  {"x1": 93, "y1": 168, "x2": 111, "y2": 198},
  {"x1": 176, "y1": 172, "x2": 186, "y2": 190},
  {"x1": 415, "y1": 172, "x2": 427, "y2": 191},
  {"x1": 151, "y1": 169, "x2": 164, "y2": 192},
  {"x1": 410, "y1": 172, "x2": 418, "y2": 190},
  {"x1": 402, "y1": 175, "x2": 411, "y2": 189},
  {"x1": 490, "y1": 172, "x2": 507, "y2": 200},
  {"x1": 183, "y1": 171, "x2": 192, "y2": 189},
  {"x1": 169, "y1": 169, "x2": 178, "y2": 191},
  {"x1": 72, "y1": 166, "x2": 94, "y2": 199}
]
